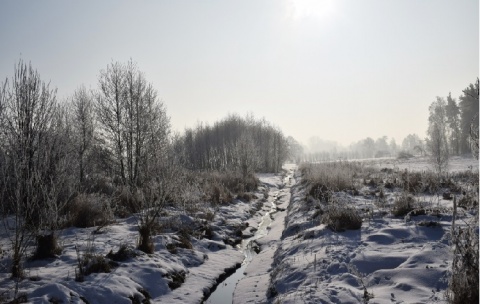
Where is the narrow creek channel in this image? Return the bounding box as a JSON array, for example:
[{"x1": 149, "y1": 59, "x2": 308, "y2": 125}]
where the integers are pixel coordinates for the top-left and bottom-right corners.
[{"x1": 204, "y1": 190, "x2": 280, "y2": 304}]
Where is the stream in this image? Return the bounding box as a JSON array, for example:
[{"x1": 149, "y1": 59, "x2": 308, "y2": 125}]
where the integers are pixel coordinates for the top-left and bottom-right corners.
[{"x1": 204, "y1": 190, "x2": 279, "y2": 304}]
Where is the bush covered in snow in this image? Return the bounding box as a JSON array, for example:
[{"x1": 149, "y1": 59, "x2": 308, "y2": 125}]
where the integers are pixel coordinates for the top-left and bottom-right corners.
[
  {"x1": 322, "y1": 202, "x2": 362, "y2": 232},
  {"x1": 300, "y1": 161, "x2": 363, "y2": 193}
]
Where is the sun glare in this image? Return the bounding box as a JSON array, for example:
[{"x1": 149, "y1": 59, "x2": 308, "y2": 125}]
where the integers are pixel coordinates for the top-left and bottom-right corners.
[{"x1": 288, "y1": 0, "x2": 336, "y2": 21}]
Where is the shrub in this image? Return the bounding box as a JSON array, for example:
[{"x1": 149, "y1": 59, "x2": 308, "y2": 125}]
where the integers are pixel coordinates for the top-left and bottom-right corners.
[
  {"x1": 309, "y1": 183, "x2": 332, "y2": 202},
  {"x1": 197, "y1": 170, "x2": 260, "y2": 206},
  {"x1": 322, "y1": 203, "x2": 362, "y2": 232},
  {"x1": 85, "y1": 255, "x2": 112, "y2": 274},
  {"x1": 401, "y1": 171, "x2": 424, "y2": 193},
  {"x1": 67, "y1": 194, "x2": 113, "y2": 228},
  {"x1": 417, "y1": 220, "x2": 440, "y2": 227},
  {"x1": 32, "y1": 233, "x2": 62, "y2": 260},
  {"x1": 446, "y1": 218, "x2": 479, "y2": 303},
  {"x1": 7, "y1": 293, "x2": 28, "y2": 304},
  {"x1": 236, "y1": 192, "x2": 257, "y2": 202},
  {"x1": 114, "y1": 187, "x2": 143, "y2": 217},
  {"x1": 129, "y1": 289, "x2": 151, "y2": 304},
  {"x1": 167, "y1": 230, "x2": 193, "y2": 254},
  {"x1": 392, "y1": 193, "x2": 416, "y2": 216},
  {"x1": 458, "y1": 194, "x2": 479, "y2": 210},
  {"x1": 397, "y1": 151, "x2": 414, "y2": 159},
  {"x1": 208, "y1": 183, "x2": 233, "y2": 205},
  {"x1": 82, "y1": 174, "x2": 115, "y2": 196},
  {"x1": 300, "y1": 162, "x2": 360, "y2": 193},
  {"x1": 106, "y1": 244, "x2": 137, "y2": 262},
  {"x1": 75, "y1": 237, "x2": 116, "y2": 282},
  {"x1": 443, "y1": 191, "x2": 453, "y2": 200},
  {"x1": 177, "y1": 230, "x2": 193, "y2": 250},
  {"x1": 166, "y1": 270, "x2": 186, "y2": 290}
]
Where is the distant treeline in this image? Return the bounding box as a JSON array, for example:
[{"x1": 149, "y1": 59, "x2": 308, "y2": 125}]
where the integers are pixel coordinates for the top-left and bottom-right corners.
[
  {"x1": 175, "y1": 114, "x2": 288, "y2": 175},
  {"x1": 292, "y1": 79, "x2": 479, "y2": 163}
]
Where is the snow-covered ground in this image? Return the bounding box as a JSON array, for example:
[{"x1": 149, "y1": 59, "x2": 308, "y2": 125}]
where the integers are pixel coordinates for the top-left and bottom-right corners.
[
  {"x1": 267, "y1": 157, "x2": 478, "y2": 304},
  {"x1": 0, "y1": 157, "x2": 476, "y2": 303},
  {"x1": 359, "y1": 155, "x2": 478, "y2": 173},
  {"x1": 0, "y1": 173, "x2": 288, "y2": 303}
]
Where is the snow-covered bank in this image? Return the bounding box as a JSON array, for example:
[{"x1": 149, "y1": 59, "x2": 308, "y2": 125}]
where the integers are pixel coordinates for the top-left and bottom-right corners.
[
  {"x1": 0, "y1": 178, "x2": 281, "y2": 303},
  {"x1": 267, "y1": 158, "x2": 477, "y2": 304}
]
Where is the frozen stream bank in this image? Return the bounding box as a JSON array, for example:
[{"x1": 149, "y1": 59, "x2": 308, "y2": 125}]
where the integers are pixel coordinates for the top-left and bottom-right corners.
[{"x1": 205, "y1": 164, "x2": 296, "y2": 304}]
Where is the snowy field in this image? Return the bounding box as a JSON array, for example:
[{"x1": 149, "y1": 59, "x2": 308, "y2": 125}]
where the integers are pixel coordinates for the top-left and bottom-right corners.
[
  {"x1": 0, "y1": 157, "x2": 477, "y2": 303},
  {"x1": 361, "y1": 156, "x2": 478, "y2": 173},
  {"x1": 268, "y1": 157, "x2": 478, "y2": 304}
]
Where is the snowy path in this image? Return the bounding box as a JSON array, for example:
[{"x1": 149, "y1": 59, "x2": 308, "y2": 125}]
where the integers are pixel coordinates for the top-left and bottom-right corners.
[{"x1": 232, "y1": 164, "x2": 296, "y2": 304}]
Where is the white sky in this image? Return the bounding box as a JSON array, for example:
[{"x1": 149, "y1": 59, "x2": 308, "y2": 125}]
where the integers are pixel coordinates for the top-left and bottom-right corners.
[{"x1": 0, "y1": 0, "x2": 478, "y2": 146}]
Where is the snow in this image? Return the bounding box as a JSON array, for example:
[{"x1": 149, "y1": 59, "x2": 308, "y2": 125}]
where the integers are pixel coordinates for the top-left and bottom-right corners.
[
  {"x1": 0, "y1": 157, "x2": 476, "y2": 303},
  {"x1": 0, "y1": 193, "x2": 265, "y2": 303},
  {"x1": 267, "y1": 158, "x2": 477, "y2": 304},
  {"x1": 362, "y1": 155, "x2": 478, "y2": 173}
]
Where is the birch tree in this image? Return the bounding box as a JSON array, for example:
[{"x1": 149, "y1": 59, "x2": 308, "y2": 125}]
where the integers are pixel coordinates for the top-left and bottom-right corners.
[
  {"x1": 96, "y1": 60, "x2": 170, "y2": 188},
  {"x1": 426, "y1": 97, "x2": 449, "y2": 174}
]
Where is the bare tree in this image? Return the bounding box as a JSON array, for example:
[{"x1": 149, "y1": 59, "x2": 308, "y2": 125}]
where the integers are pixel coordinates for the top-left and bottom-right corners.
[
  {"x1": 96, "y1": 61, "x2": 126, "y2": 185},
  {"x1": 178, "y1": 114, "x2": 288, "y2": 174},
  {"x1": 234, "y1": 132, "x2": 259, "y2": 180},
  {"x1": 96, "y1": 60, "x2": 170, "y2": 189},
  {"x1": 71, "y1": 85, "x2": 95, "y2": 186},
  {"x1": 0, "y1": 60, "x2": 57, "y2": 278},
  {"x1": 34, "y1": 105, "x2": 75, "y2": 259}
]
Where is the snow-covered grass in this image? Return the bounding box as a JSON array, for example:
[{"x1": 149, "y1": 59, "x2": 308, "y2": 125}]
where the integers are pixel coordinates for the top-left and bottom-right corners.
[
  {"x1": 361, "y1": 155, "x2": 478, "y2": 173},
  {"x1": 0, "y1": 175, "x2": 281, "y2": 303},
  {"x1": 268, "y1": 157, "x2": 478, "y2": 304},
  {"x1": 0, "y1": 157, "x2": 476, "y2": 303}
]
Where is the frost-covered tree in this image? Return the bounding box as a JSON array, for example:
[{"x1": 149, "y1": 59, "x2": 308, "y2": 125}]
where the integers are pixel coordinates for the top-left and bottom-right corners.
[
  {"x1": 389, "y1": 138, "x2": 398, "y2": 155},
  {"x1": 445, "y1": 92, "x2": 461, "y2": 155},
  {"x1": 286, "y1": 136, "x2": 304, "y2": 163},
  {"x1": 70, "y1": 85, "x2": 95, "y2": 186},
  {"x1": 0, "y1": 60, "x2": 58, "y2": 278},
  {"x1": 374, "y1": 136, "x2": 389, "y2": 157},
  {"x1": 426, "y1": 97, "x2": 449, "y2": 173},
  {"x1": 96, "y1": 60, "x2": 170, "y2": 188},
  {"x1": 401, "y1": 134, "x2": 424, "y2": 156},
  {"x1": 234, "y1": 132, "x2": 259, "y2": 180},
  {"x1": 177, "y1": 114, "x2": 287, "y2": 174},
  {"x1": 362, "y1": 137, "x2": 375, "y2": 158},
  {"x1": 459, "y1": 79, "x2": 479, "y2": 154}
]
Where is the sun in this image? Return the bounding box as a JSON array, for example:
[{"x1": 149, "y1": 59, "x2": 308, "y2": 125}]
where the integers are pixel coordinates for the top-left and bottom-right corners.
[{"x1": 287, "y1": 0, "x2": 336, "y2": 21}]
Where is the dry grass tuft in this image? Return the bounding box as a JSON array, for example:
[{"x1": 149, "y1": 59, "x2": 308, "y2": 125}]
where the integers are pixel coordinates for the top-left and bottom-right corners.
[{"x1": 322, "y1": 202, "x2": 362, "y2": 232}]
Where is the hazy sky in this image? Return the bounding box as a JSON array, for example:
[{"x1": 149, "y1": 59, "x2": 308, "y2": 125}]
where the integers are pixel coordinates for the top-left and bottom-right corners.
[{"x1": 0, "y1": 0, "x2": 478, "y2": 146}]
